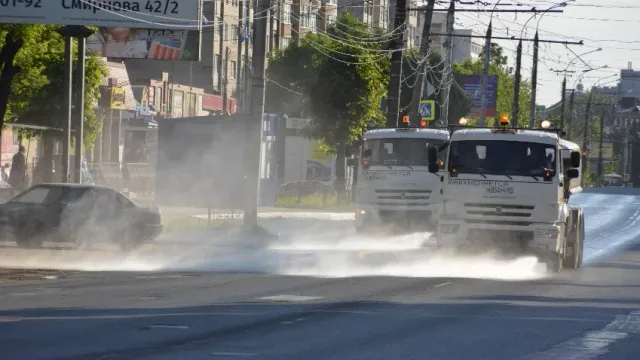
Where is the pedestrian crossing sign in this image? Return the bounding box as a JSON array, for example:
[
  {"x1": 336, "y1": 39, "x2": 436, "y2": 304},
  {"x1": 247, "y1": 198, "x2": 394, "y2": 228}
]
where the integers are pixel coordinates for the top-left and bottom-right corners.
[{"x1": 419, "y1": 100, "x2": 435, "y2": 121}]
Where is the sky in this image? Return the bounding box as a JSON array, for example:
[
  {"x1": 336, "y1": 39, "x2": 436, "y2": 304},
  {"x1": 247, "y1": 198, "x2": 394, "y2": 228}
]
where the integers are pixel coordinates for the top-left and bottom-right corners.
[{"x1": 449, "y1": 0, "x2": 639, "y2": 108}]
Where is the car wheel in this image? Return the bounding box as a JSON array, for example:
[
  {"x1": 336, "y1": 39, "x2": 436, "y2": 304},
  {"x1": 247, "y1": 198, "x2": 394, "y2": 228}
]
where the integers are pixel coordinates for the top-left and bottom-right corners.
[
  {"x1": 16, "y1": 223, "x2": 44, "y2": 249},
  {"x1": 118, "y1": 226, "x2": 143, "y2": 252}
]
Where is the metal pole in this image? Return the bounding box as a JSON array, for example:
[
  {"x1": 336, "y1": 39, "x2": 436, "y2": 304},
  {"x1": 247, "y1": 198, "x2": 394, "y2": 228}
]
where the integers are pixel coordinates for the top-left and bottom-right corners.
[
  {"x1": 409, "y1": 0, "x2": 435, "y2": 126},
  {"x1": 268, "y1": 0, "x2": 275, "y2": 55},
  {"x1": 244, "y1": 0, "x2": 269, "y2": 228},
  {"x1": 597, "y1": 105, "x2": 605, "y2": 184},
  {"x1": 218, "y1": 0, "x2": 225, "y2": 91},
  {"x1": 567, "y1": 89, "x2": 575, "y2": 140},
  {"x1": 62, "y1": 37, "x2": 73, "y2": 184},
  {"x1": 275, "y1": 0, "x2": 281, "y2": 50},
  {"x1": 244, "y1": 0, "x2": 252, "y2": 109},
  {"x1": 223, "y1": 46, "x2": 230, "y2": 113},
  {"x1": 292, "y1": 0, "x2": 301, "y2": 45},
  {"x1": 528, "y1": 31, "x2": 539, "y2": 128},
  {"x1": 581, "y1": 89, "x2": 593, "y2": 187},
  {"x1": 385, "y1": 0, "x2": 409, "y2": 127},
  {"x1": 74, "y1": 37, "x2": 86, "y2": 184},
  {"x1": 238, "y1": 0, "x2": 245, "y2": 112},
  {"x1": 511, "y1": 40, "x2": 522, "y2": 127},
  {"x1": 479, "y1": 21, "x2": 492, "y2": 126},
  {"x1": 559, "y1": 75, "x2": 567, "y2": 132},
  {"x1": 440, "y1": 1, "x2": 455, "y2": 126}
]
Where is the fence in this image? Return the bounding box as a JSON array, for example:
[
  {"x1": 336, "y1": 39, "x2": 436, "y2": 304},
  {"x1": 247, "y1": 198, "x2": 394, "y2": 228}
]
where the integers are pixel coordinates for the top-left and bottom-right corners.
[{"x1": 276, "y1": 180, "x2": 352, "y2": 209}]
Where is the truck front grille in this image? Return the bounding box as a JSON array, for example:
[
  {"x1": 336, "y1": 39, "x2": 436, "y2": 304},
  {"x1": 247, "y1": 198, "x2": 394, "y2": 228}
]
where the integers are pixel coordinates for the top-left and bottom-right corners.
[
  {"x1": 463, "y1": 203, "x2": 535, "y2": 225},
  {"x1": 374, "y1": 189, "x2": 432, "y2": 206}
]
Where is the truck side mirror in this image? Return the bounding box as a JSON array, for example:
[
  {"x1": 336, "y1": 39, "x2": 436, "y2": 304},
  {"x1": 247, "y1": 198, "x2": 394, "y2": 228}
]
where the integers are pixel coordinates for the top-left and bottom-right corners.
[
  {"x1": 566, "y1": 169, "x2": 579, "y2": 179},
  {"x1": 428, "y1": 163, "x2": 440, "y2": 173},
  {"x1": 427, "y1": 146, "x2": 437, "y2": 164},
  {"x1": 570, "y1": 151, "x2": 581, "y2": 168}
]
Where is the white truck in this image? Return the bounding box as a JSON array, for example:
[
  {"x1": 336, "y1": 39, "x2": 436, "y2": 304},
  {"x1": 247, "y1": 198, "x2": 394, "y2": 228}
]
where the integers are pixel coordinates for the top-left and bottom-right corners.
[
  {"x1": 426, "y1": 120, "x2": 585, "y2": 272},
  {"x1": 355, "y1": 127, "x2": 450, "y2": 232}
]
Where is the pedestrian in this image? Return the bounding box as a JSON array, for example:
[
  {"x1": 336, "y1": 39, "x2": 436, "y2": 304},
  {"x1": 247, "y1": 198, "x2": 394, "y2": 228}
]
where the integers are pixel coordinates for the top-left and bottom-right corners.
[{"x1": 8, "y1": 146, "x2": 27, "y2": 194}]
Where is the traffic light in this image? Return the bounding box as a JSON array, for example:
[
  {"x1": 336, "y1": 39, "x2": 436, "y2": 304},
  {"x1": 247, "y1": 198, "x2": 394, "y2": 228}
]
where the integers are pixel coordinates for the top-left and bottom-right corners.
[
  {"x1": 402, "y1": 115, "x2": 409, "y2": 124},
  {"x1": 420, "y1": 120, "x2": 427, "y2": 127},
  {"x1": 499, "y1": 113, "x2": 509, "y2": 126}
]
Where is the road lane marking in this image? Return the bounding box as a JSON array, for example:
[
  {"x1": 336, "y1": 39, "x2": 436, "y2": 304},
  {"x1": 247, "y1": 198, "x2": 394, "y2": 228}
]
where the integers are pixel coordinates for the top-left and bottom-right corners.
[
  {"x1": 435, "y1": 281, "x2": 452, "y2": 288},
  {"x1": 211, "y1": 352, "x2": 258, "y2": 357},
  {"x1": 518, "y1": 310, "x2": 640, "y2": 359},
  {"x1": 257, "y1": 295, "x2": 323, "y2": 302},
  {"x1": 146, "y1": 324, "x2": 189, "y2": 330}
]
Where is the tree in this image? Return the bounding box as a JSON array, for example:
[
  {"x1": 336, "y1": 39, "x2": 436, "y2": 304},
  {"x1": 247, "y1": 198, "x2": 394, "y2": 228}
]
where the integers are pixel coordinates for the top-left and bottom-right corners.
[
  {"x1": 479, "y1": 42, "x2": 508, "y2": 68},
  {"x1": 0, "y1": 24, "x2": 107, "y2": 147},
  {"x1": 266, "y1": 12, "x2": 390, "y2": 201}
]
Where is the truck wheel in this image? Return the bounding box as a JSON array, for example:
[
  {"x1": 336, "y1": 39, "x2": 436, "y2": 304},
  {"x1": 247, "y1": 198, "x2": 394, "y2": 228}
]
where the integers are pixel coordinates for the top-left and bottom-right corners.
[
  {"x1": 543, "y1": 252, "x2": 563, "y2": 273},
  {"x1": 577, "y1": 212, "x2": 585, "y2": 268},
  {"x1": 563, "y1": 210, "x2": 583, "y2": 270}
]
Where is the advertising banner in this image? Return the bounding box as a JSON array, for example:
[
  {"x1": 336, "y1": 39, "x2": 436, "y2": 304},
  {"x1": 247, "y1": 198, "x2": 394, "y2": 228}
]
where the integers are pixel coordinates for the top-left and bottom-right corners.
[
  {"x1": 459, "y1": 74, "x2": 498, "y2": 118},
  {"x1": 110, "y1": 87, "x2": 126, "y2": 109},
  {"x1": 0, "y1": 0, "x2": 202, "y2": 30},
  {"x1": 87, "y1": 28, "x2": 201, "y2": 60}
]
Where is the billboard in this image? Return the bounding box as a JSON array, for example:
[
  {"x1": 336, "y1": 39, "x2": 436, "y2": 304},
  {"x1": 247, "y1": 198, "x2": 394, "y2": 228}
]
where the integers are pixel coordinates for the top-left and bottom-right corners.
[
  {"x1": 110, "y1": 86, "x2": 126, "y2": 109},
  {"x1": 459, "y1": 75, "x2": 498, "y2": 118},
  {"x1": 0, "y1": 0, "x2": 202, "y2": 30},
  {"x1": 87, "y1": 28, "x2": 201, "y2": 61}
]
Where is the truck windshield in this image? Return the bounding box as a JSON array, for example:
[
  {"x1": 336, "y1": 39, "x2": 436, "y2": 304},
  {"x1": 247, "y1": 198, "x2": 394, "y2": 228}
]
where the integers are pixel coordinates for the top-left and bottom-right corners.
[
  {"x1": 363, "y1": 138, "x2": 447, "y2": 166},
  {"x1": 449, "y1": 140, "x2": 556, "y2": 177}
]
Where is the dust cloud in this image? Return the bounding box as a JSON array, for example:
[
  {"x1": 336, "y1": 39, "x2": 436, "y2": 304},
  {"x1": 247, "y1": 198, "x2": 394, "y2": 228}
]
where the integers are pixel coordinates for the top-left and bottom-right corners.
[{"x1": 0, "y1": 218, "x2": 548, "y2": 281}]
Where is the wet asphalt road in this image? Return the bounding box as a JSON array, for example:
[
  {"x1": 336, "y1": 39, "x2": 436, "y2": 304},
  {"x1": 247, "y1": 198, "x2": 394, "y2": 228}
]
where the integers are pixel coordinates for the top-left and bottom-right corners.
[{"x1": 1, "y1": 191, "x2": 640, "y2": 360}]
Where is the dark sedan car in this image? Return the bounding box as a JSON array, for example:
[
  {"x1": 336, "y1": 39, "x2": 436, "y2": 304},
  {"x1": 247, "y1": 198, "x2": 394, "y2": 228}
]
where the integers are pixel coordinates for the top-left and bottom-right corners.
[{"x1": 0, "y1": 183, "x2": 162, "y2": 250}]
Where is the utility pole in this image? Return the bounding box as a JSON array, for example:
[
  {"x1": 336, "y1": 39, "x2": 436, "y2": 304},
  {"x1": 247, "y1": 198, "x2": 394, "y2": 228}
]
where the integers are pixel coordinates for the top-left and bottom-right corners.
[
  {"x1": 275, "y1": 0, "x2": 281, "y2": 50},
  {"x1": 567, "y1": 89, "x2": 575, "y2": 140},
  {"x1": 511, "y1": 40, "x2": 522, "y2": 127},
  {"x1": 407, "y1": 0, "x2": 433, "y2": 126},
  {"x1": 559, "y1": 75, "x2": 567, "y2": 132},
  {"x1": 218, "y1": 0, "x2": 225, "y2": 92},
  {"x1": 61, "y1": 37, "x2": 73, "y2": 183},
  {"x1": 479, "y1": 21, "x2": 492, "y2": 126},
  {"x1": 581, "y1": 89, "x2": 593, "y2": 187},
  {"x1": 269, "y1": 0, "x2": 275, "y2": 54},
  {"x1": 440, "y1": 1, "x2": 455, "y2": 126},
  {"x1": 529, "y1": 31, "x2": 539, "y2": 128},
  {"x1": 597, "y1": 105, "x2": 605, "y2": 185},
  {"x1": 223, "y1": 46, "x2": 230, "y2": 114},
  {"x1": 74, "y1": 36, "x2": 87, "y2": 184},
  {"x1": 238, "y1": 0, "x2": 244, "y2": 111},
  {"x1": 245, "y1": 0, "x2": 269, "y2": 229},
  {"x1": 292, "y1": 0, "x2": 301, "y2": 45},
  {"x1": 244, "y1": 0, "x2": 252, "y2": 110}
]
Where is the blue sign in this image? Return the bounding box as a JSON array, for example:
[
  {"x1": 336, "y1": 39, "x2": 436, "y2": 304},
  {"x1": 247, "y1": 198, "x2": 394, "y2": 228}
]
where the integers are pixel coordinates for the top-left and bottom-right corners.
[
  {"x1": 419, "y1": 100, "x2": 435, "y2": 121},
  {"x1": 459, "y1": 75, "x2": 498, "y2": 117}
]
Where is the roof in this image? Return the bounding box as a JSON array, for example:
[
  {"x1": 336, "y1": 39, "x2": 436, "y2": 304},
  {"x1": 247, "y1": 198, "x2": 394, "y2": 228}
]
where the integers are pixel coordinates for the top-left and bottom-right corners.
[
  {"x1": 559, "y1": 138, "x2": 581, "y2": 151},
  {"x1": 364, "y1": 128, "x2": 451, "y2": 140},
  {"x1": 451, "y1": 128, "x2": 560, "y2": 145}
]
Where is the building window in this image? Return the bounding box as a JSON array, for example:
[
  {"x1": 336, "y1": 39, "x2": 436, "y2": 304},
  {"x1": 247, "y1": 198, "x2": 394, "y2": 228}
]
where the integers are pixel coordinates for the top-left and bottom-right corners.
[
  {"x1": 233, "y1": 24, "x2": 239, "y2": 43},
  {"x1": 282, "y1": 37, "x2": 289, "y2": 50},
  {"x1": 289, "y1": 4, "x2": 295, "y2": 25},
  {"x1": 327, "y1": 14, "x2": 336, "y2": 26},
  {"x1": 230, "y1": 61, "x2": 237, "y2": 78},
  {"x1": 155, "y1": 86, "x2": 162, "y2": 108},
  {"x1": 217, "y1": 17, "x2": 223, "y2": 38},
  {"x1": 215, "y1": 54, "x2": 221, "y2": 74},
  {"x1": 309, "y1": 7, "x2": 316, "y2": 31},
  {"x1": 282, "y1": 2, "x2": 291, "y2": 24}
]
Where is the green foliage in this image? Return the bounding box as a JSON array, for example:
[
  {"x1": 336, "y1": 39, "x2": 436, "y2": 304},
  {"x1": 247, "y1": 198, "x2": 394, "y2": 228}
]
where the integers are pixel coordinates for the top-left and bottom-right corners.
[
  {"x1": 0, "y1": 24, "x2": 108, "y2": 146},
  {"x1": 265, "y1": 12, "x2": 389, "y2": 147}
]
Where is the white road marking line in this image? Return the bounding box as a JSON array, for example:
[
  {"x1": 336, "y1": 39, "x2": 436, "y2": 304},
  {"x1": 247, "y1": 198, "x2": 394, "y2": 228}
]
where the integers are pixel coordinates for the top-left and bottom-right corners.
[
  {"x1": 257, "y1": 295, "x2": 323, "y2": 302},
  {"x1": 435, "y1": 281, "x2": 452, "y2": 288},
  {"x1": 211, "y1": 352, "x2": 259, "y2": 357},
  {"x1": 280, "y1": 317, "x2": 311, "y2": 325},
  {"x1": 146, "y1": 324, "x2": 189, "y2": 330},
  {"x1": 42, "y1": 276, "x2": 58, "y2": 280},
  {"x1": 519, "y1": 310, "x2": 640, "y2": 360}
]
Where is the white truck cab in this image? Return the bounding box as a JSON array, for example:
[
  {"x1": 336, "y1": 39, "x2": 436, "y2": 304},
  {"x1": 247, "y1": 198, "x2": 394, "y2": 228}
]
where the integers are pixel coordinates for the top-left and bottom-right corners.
[
  {"x1": 355, "y1": 127, "x2": 450, "y2": 232},
  {"x1": 427, "y1": 121, "x2": 585, "y2": 272}
]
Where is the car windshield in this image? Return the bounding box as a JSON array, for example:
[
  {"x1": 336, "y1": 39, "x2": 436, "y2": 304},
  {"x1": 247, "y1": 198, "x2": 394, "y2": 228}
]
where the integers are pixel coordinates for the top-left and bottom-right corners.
[
  {"x1": 449, "y1": 140, "x2": 556, "y2": 176},
  {"x1": 9, "y1": 186, "x2": 66, "y2": 205},
  {"x1": 363, "y1": 138, "x2": 447, "y2": 166}
]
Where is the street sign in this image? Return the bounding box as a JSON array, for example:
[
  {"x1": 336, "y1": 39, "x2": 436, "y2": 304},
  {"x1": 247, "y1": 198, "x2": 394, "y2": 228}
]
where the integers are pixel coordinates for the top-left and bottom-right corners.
[
  {"x1": 0, "y1": 0, "x2": 202, "y2": 30},
  {"x1": 419, "y1": 100, "x2": 435, "y2": 121}
]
